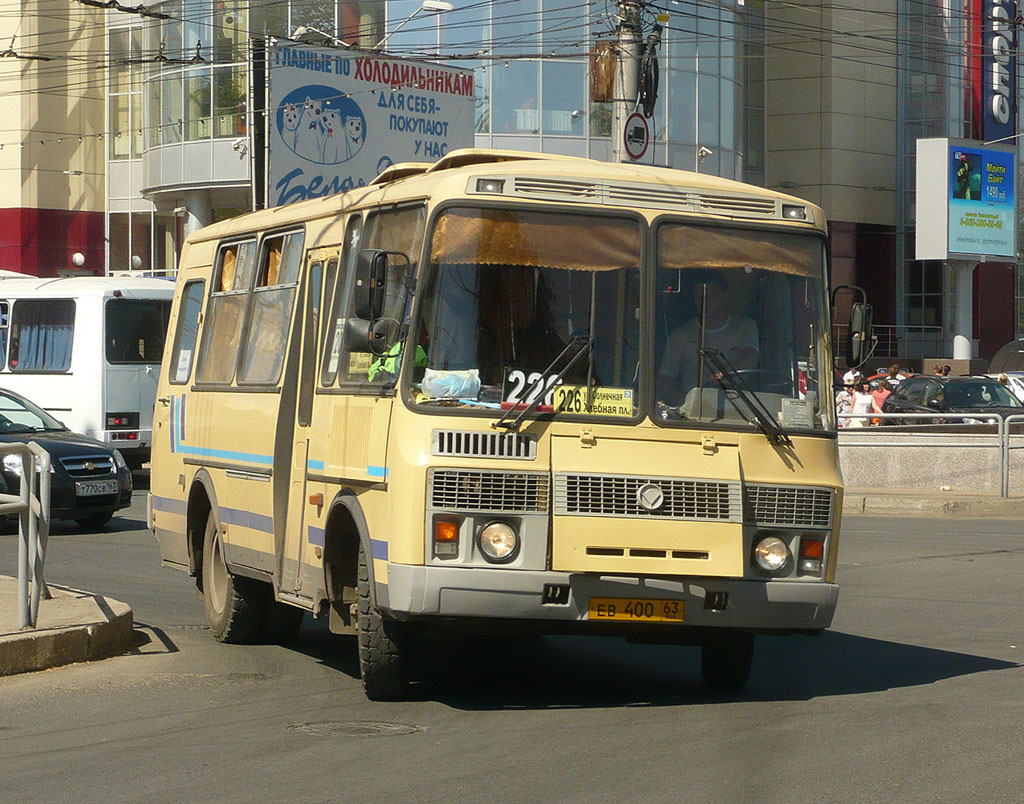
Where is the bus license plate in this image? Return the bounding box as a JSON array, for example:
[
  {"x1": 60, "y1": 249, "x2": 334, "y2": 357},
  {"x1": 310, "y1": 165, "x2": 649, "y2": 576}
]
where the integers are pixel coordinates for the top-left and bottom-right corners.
[
  {"x1": 588, "y1": 598, "x2": 684, "y2": 622},
  {"x1": 76, "y1": 480, "x2": 118, "y2": 497}
]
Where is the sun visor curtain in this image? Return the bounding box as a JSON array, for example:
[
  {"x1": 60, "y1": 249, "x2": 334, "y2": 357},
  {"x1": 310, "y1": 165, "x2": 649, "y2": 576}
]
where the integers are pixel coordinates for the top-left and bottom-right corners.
[
  {"x1": 658, "y1": 225, "x2": 820, "y2": 277},
  {"x1": 430, "y1": 208, "x2": 640, "y2": 270}
]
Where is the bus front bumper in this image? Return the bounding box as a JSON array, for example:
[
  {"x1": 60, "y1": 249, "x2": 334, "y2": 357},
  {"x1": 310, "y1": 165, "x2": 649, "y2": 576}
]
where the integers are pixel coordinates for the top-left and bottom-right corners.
[{"x1": 381, "y1": 564, "x2": 838, "y2": 633}]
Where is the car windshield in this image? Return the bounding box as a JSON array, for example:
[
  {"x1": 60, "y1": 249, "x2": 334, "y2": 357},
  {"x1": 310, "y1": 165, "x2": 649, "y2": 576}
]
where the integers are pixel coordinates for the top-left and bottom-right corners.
[
  {"x1": 409, "y1": 207, "x2": 641, "y2": 418},
  {"x1": 946, "y1": 381, "x2": 1022, "y2": 408},
  {"x1": 0, "y1": 392, "x2": 66, "y2": 433},
  {"x1": 653, "y1": 223, "x2": 832, "y2": 431}
]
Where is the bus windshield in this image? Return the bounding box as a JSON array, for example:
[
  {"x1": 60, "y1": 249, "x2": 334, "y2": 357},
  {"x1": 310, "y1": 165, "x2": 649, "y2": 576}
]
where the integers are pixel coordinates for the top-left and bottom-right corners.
[
  {"x1": 654, "y1": 223, "x2": 831, "y2": 431},
  {"x1": 410, "y1": 207, "x2": 642, "y2": 416}
]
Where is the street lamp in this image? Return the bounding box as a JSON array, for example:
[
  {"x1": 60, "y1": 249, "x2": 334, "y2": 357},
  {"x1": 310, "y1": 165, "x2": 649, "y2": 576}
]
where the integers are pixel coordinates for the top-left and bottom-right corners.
[
  {"x1": 375, "y1": 0, "x2": 454, "y2": 51},
  {"x1": 291, "y1": 25, "x2": 352, "y2": 48}
]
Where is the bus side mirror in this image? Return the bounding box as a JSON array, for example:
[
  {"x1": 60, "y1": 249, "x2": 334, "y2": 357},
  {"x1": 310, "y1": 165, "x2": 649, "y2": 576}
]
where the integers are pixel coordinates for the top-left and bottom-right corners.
[
  {"x1": 354, "y1": 249, "x2": 388, "y2": 320},
  {"x1": 343, "y1": 317, "x2": 391, "y2": 355},
  {"x1": 846, "y1": 301, "x2": 873, "y2": 368}
]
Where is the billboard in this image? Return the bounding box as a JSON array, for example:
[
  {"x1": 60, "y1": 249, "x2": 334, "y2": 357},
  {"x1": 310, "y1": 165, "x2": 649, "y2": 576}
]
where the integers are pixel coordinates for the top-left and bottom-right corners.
[
  {"x1": 982, "y1": 0, "x2": 1016, "y2": 142},
  {"x1": 915, "y1": 138, "x2": 1016, "y2": 261},
  {"x1": 266, "y1": 42, "x2": 474, "y2": 208}
]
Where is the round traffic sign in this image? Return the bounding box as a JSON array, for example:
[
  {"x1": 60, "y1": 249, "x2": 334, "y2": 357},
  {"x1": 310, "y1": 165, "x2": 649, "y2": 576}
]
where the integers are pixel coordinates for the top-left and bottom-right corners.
[{"x1": 623, "y1": 112, "x2": 649, "y2": 160}]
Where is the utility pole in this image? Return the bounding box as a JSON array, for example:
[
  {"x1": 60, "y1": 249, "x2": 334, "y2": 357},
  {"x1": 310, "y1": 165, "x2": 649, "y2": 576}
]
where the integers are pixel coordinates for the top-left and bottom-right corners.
[{"x1": 612, "y1": 0, "x2": 643, "y2": 163}]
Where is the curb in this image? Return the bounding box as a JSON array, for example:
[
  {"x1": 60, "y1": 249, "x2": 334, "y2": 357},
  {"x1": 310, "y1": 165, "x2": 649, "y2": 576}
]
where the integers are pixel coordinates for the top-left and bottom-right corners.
[
  {"x1": 0, "y1": 584, "x2": 134, "y2": 677},
  {"x1": 841, "y1": 490, "x2": 1024, "y2": 519}
]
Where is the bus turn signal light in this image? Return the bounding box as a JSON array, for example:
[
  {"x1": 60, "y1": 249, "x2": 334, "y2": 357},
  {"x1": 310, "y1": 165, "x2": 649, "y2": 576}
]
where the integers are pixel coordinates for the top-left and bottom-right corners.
[
  {"x1": 799, "y1": 537, "x2": 824, "y2": 574},
  {"x1": 434, "y1": 520, "x2": 459, "y2": 558}
]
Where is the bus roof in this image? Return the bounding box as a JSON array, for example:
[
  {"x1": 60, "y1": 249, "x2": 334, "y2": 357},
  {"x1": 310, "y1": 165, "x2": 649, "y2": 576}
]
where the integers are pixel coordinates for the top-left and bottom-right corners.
[
  {"x1": 0, "y1": 275, "x2": 176, "y2": 298},
  {"x1": 184, "y1": 148, "x2": 826, "y2": 245}
]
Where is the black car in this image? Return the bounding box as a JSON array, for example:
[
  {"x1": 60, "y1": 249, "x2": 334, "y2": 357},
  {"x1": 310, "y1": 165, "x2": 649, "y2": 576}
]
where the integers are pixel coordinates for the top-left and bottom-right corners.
[
  {"x1": 881, "y1": 375, "x2": 1024, "y2": 425},
  {"x1": 0, "y1": 388, "x2": 132, "y2": 528}
]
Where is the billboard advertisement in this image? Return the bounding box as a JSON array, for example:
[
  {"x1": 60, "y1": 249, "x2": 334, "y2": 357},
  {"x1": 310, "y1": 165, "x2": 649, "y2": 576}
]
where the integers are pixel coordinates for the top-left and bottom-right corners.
[
  {"x1": 982, "y1": 0, "x2": 1016, "y2": 142},
  {"x1": 267, "y1": 42, "x2": 474, "y2": 208},
  {"x1": 915, "y1": 138, "x2": 1016, "y2": 261}
]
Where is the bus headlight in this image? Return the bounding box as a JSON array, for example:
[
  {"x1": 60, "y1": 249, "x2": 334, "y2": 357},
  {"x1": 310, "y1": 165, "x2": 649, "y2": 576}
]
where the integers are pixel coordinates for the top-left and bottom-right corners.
[
  {"x1": 478, "y1": 521, "x2": 518, "y2": 562},
  {"x1": 753, "y1": 535, "x2": 790, "y2": 574}
]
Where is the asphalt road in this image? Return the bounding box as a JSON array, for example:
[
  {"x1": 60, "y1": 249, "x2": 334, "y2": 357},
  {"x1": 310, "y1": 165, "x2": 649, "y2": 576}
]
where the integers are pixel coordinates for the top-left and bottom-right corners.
[{"x1": 2, "y1": 494, "x2": 1023, "y2": 804}]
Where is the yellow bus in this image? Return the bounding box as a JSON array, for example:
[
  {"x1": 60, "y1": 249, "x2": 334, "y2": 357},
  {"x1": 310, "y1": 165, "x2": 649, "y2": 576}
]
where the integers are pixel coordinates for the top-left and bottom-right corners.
[{"x1": 149, "y1": 149, "x2": 858, "y2": 699}]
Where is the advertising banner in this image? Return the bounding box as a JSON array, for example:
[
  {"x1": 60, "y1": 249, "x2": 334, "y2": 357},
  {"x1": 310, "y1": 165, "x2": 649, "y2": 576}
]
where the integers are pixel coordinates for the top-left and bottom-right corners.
[
  {"x1": 267, "y1": 42, "x2": 474, "y2": 208},
  {"x1": 982, "y1": 0, "x2": 1016, "y2": 143},
  {"x1": 947, "y1": 143, "x2": 1015, "y2": 258}
]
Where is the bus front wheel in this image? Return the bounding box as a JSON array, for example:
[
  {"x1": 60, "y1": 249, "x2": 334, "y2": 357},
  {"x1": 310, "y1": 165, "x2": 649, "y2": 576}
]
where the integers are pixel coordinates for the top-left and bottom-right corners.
[
  {"x1": 701, "y1": 631, "x2": 755, "y2": 691},
  {"x1": 201, "y1": 511, "x2": 265, "y2": 643},
  {"x1": 357, "y1": 542, "x2": 411, "y2": 700}
]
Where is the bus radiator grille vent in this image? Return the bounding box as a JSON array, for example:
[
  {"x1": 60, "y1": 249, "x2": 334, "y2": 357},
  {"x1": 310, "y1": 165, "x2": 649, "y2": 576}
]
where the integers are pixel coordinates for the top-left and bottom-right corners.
[
  {"x1": 744, "y1": 484, "x2": 833, "y2": 529},
  {"x1": 553, "y1": 473, "x2": 742, "y2": 522},
  {"x1": 431, "y1": 430, "x2": 537, "y2": 460},
  {"x1": 60, "y1": 454, "x2": 116, "y2": 477},
  {"x1": 428, "y1": 469, "x2": 549, "y2": 513},
  {"x1": 512, "y1": 177, "x2": 601, "y2": 200},
  {"x1": 696, "y1": 195, "x2": 778, "y2": 216}
]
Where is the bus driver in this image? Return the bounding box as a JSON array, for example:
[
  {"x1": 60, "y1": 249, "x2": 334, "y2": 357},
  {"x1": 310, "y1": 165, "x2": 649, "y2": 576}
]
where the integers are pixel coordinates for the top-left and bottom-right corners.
[{"x1": 657, "y1": 271, "x2": 759, "y2": 403}]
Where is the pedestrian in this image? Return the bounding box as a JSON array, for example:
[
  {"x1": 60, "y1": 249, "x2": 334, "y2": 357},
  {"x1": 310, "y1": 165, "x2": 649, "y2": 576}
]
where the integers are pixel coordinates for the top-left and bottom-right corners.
[
  {"x1": 885, "y1": 363, "x2": 905, "y2": 389},
  {"x1": 836, "y1": 382, "x2": 854, "y2": 427},
  {"x1": 842, "y1": 367, "x2": 862, "y2": 386},
  {"x1": 998, "y1": 372, "x2": 1009, "y2": 386},
  {"x1": 933, "y1": 364, "x2": 944, "y2": 376},
  {"x1": 870, "y1": 378, "x2": 890, "y2": 425},
  {"x1": 942, "y1": 364, "x2": 951, "y2": 377},
  {"x1": 847, "y1": 380, "x2": 874, "y2": 427}
]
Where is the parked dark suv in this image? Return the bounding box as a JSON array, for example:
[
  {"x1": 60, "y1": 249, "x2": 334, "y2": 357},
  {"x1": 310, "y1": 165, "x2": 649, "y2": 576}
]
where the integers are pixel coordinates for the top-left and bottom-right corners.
[{"x1": 881, "y1": 375, "x2": 1024, "y2": 425}]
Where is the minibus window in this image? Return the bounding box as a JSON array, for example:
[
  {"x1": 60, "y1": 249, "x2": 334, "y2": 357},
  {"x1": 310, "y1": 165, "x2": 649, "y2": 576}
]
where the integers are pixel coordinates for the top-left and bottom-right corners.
[
  {"x1": 0, "y1": 301, "x2": 8, "y2": 366},
  {"x1": 8, "y1": 299, "x2": 75, "y2": 373},
  {"x1": 321, "y1": 216, "x2": 362, "y2": 386},
  {"x1": 238, "y1": 230, "x2": 303, "y2": 385},
  {"x1": 196, "y1": 239, "x2": 256, "y2": 384},
  {"x1": 169, "y1": 281, "x2": 205, "y2": 384},
  {"x1": 105, "y1": 299, "x2": 172, "y2": 364}
]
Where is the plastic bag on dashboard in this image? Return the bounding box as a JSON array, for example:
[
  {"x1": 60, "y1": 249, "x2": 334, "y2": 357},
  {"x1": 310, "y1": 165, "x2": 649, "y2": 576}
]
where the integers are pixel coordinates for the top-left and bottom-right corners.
[{"x1": 421, "y1": 368, "x2": 481, "y2": 399}]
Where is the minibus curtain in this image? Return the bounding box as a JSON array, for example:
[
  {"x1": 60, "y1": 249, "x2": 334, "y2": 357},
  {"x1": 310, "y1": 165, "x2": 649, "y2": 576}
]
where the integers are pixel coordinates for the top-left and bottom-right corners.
[
  {"x1": 658, "y1": 225, "x2": 819, "y2": 277},
  {"x1": 10, "y1": 299, "x2": 74, "y2": 372},
  {"x1": 429, "y1": 208, "x2": 639, "y2": 270}
]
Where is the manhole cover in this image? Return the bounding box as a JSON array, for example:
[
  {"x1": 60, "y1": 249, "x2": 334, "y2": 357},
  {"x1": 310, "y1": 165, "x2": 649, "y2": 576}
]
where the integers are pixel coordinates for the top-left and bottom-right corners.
[{"x1": 289, "y1": 721, "x2": 424, "y2": 737}]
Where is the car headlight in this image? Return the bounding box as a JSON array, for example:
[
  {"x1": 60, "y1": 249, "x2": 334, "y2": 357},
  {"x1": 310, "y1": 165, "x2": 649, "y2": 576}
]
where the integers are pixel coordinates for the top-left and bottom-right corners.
[
  {"x1": 113, "y1": 449, "x2": 128, "y2": 470},
  {"x1": 753, "y1": 535, "x2": 791, "y2": 574},
  {"x1": 477, "y1": 521, "x2": 519, "y2": 562}
]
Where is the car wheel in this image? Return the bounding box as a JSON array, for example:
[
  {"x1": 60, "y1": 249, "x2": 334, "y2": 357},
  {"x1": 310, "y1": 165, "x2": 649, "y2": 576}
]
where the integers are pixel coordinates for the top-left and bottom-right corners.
[
  {"x1": 201, "y1": 510, "x2": 265, "y2": 643},
  {"x1": 357, "y1": 541, "x2": 412, "y2": 700},
  {"x1": 701, "y1": 631, "x2": 755, "y2": 692},
  {"x1": 74, "y1": 511, "x2": 114, "y2": 529}
]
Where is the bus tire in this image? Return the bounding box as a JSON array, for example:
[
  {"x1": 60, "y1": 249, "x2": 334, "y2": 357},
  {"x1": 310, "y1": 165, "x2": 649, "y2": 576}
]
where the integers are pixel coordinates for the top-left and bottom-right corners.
[
  {"x1": 202, "y1": 511, "x2": 264, "y2": 643},
  {"x1": 357, "y1": 542, "x2": 410, "y2": 700},
  {"x1": 701, "y1": 631, "x2": 755, "y2": 692}
]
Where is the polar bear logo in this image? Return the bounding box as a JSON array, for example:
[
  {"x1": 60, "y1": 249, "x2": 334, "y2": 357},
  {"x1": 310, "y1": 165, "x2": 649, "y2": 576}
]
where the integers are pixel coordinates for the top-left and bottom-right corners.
[
  {"x1": 319, "y1": 108, "x2": 344, "y2": 164},
  {"x1": 343, "y1": 115, "x2": 364, "y2": 159}
]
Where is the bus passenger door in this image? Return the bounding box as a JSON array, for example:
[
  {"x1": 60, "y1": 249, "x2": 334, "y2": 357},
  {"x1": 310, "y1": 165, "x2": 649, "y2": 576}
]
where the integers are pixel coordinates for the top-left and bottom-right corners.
[{"x1": 281, "y1": 252, "x2": 330, "y2": 596}]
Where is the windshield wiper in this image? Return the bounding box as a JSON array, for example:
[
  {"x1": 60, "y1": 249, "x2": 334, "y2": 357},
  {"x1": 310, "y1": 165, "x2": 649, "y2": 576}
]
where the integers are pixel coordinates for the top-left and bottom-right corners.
[
  {"x1": 493, "y1": 335, "x2": 594, "y2": 432},
  {"x1": 700, "y1": 348, "x2": 792, "y2": 446}
]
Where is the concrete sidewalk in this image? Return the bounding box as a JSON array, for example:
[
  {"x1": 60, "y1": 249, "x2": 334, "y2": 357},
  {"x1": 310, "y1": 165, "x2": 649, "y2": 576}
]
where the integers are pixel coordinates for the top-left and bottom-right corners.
[
  {"x1": 0, "y1": 575, "x2": 133, "y2": 676},
  {"x1": 1, "y1": 487, "x2": 1021, "y2": 678}
]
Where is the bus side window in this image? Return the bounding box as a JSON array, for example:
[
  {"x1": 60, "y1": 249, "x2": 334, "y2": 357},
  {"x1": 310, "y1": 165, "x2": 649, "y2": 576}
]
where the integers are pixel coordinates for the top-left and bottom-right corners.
[
  {"x1": 237, "y1": 230, "x2": 304, "y2": 385},
  {"x1": 0, "y1": 301, "x2": 8, "y2": 368},
  {"x1": 9, "y1": 299, "x2": 75, "y2": 373},
  {"x1": 338, "y1": 205, "x2": 426, "y2": 386},
  {"x1": 169, "y1": 280, "x2": 205, "y2": 384},
  {"x1": 196, "y1": 240, "x2": 257, "y2": 384},
  {"x1": 321, "y1": 216, "x2": 362, "y2": 387}
]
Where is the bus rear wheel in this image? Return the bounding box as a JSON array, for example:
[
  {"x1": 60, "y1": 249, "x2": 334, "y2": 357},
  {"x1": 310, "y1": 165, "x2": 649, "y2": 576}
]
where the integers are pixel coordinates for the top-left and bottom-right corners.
[
  {"x1": 201, "y1": 511, "x2": 265, "y2": 643},
  {"x1": 357, "y1": 542, "x2": 411, "y2": 700},
  {"x1": 701, "y1": 631, "x2": 755, "y2": 692}
]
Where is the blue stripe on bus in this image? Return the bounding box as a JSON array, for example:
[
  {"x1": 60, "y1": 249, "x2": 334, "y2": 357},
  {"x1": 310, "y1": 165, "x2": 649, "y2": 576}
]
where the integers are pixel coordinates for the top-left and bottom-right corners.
[
  {"x1": 220, "y1": 506, "x2": 274, "y2": 534},
  {"x1": 307, "y1": 458, "x2": 325, "y2": 472},
  {"x1": 173, "y1": 443, "x2": 275, "y2": 465},
  {"x1": 371, "y1": 538, "x2": 389, "y2": 561},
  {"x1": 169, "y1": 396, "x2": 176, "y2": 454},
  {"x1": 151, "y1": 495, "x2": 186, "y2": 515},
  {"x1": 367, "y1": 465, "x2": 389, "y2": 479},
  {"x1": 179, "y1": 393, "x2": 186, "y2": 441},
  {"x1": 307, "y1": 525, "x2": 325, "y2": 547}
]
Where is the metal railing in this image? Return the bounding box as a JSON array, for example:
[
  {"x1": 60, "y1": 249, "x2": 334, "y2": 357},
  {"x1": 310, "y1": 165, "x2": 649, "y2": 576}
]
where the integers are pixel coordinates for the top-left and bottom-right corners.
[
  {"x1": 0, "y1": 443, "x2": 51, "y2": 628},
  {"x1": 833, "y1": 324, "x2": 944, "y2": 359},
  {"x1": 838, "y1": 411, "x2": 1024, "y2": 498}
]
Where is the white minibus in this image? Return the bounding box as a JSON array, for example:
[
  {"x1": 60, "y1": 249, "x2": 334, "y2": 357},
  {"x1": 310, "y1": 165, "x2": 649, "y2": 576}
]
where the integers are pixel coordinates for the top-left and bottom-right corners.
[{"x1": 0, "y1": 276, "x2": 174, "y2": 468}]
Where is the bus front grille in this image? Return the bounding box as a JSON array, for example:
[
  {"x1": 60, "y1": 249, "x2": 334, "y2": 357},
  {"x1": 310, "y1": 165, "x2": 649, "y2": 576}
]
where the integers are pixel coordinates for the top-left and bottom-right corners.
[
  {"x1": 432, "y1": 430, "x2": 536, "y2": 460},
  {"x1": 428, "y1": 469, "x2": 549, "y2": 512},
  {"x1": 744, "y1": 484, "x2": 834, "y2": 529},
  {"x1": 554, "y1": 473, "x2": 742, "y2": 522}
]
